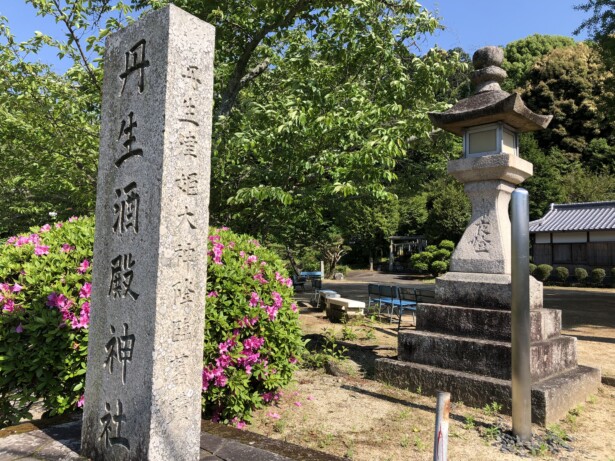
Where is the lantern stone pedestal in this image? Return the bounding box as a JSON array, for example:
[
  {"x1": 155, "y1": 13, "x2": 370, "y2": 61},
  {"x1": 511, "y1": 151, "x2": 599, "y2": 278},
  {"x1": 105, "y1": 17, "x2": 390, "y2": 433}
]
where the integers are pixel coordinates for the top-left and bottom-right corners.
[{"x1": 374, "y1": 46, "x2": 600, "y2": 425}]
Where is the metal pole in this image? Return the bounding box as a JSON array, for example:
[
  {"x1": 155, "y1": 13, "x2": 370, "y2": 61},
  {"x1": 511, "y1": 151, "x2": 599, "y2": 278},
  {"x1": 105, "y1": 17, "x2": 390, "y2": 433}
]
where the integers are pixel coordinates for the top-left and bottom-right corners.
[
  {"x1": 511, "y1": 188, "x2": 532, "y2": 441},
  {"x1": 433, "y1": 391, "x2": 450, "y2": 461}
]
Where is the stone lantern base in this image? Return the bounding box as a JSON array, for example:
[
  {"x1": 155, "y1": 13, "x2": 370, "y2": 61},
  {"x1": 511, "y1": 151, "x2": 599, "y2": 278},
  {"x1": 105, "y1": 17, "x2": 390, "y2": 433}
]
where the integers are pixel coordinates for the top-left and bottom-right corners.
[
  {"x1": 434, "y1": 272, "x2": 544, "y2": 309},
  {"x1": 374, "y1": 301, "x2": 601, "y2": 425}
]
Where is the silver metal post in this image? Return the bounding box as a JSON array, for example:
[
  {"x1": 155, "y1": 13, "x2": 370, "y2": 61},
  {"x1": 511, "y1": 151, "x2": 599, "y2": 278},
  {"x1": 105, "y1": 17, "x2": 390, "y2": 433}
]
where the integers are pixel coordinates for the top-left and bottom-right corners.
[
  {"x1": 433, "y1": 391, "x2": 450, "y2": 461},
  {"x1": 511, "y1": 188, "x2": 532, "y2": 441}
]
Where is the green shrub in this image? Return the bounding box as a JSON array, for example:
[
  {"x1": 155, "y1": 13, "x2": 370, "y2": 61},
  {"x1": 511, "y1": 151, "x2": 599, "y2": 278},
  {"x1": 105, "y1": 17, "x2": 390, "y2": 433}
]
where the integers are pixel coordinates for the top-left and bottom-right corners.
[
  {"x1": 432, "y1": 249, "x2": 451, "y2": 261},
  {"x1": 591, "y1": 268, "x2": 606, "y2": 285},
  {"x1": 0, "y1": 217, "x2": 93, "y2": 426},
  {"x1": 534, "y1": 264, "x2": 553, "y2": 282},
  {"x1": 430, "y1": 260, "x2": 448, "y2": 277},
  {"x1": 410, "y1": 240, "x2": 455, "y2": 276},
  {"x1": 410, "y1": 251, "x2": 432, "y2": 273},
  {"x1": 529, "y1": 263, "x2": 537, "y2": 275},
  {"x1": 0, "y1": 220, "x2": 304, "y2": 428},
  {"x1": 555, "y1": 266, "x2": 569, "y2": 283},
  {"x1": 334, "y1": 265, "x2": 349, "y2": 276},
  {"x1": 574, "y1": 267, "x2": 588, "y2": 284},
  {"x1": 438, "y1": 240, "x2": 455, "y2": 252},
  {"x1": 203, "y1": 228, "x2": 305, "y2": 425}
]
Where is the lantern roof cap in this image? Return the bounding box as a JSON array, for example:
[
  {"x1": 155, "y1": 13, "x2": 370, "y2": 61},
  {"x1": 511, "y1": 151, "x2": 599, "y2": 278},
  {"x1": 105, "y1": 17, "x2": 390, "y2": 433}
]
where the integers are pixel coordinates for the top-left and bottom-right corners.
[{"x1": 428, "y1": 46, "x2": 552, "y2": 136}]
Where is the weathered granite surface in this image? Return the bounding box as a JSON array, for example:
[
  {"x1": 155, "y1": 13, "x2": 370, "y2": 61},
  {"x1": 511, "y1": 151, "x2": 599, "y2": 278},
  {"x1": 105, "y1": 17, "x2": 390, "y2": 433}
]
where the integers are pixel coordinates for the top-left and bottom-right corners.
[
  {"x1": 416, "y1": 303, "x2": 561, "y2": 342},
  {"x1": 435, "y1": 272, "x2": 543, "y2": 309},
  {"x1": 375, "y1": 359, "x2": 600, "y2": 425},
  {"x1": 82, "y1": 5, "x2": 214, "y2": 460}
]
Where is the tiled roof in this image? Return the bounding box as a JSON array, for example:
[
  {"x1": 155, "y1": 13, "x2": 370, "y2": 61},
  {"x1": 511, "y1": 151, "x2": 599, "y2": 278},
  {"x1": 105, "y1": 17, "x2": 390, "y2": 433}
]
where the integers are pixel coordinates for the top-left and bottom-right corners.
[{"x1": 529, "y1": 201, "x2": 615, "y2": 233}]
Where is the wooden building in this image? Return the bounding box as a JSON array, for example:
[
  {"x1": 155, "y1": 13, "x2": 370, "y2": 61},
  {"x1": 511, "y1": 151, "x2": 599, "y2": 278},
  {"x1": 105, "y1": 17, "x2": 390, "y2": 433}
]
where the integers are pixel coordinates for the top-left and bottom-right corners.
[{"x1": 529, "y1": 201, "x2": 615, "y2": 269}]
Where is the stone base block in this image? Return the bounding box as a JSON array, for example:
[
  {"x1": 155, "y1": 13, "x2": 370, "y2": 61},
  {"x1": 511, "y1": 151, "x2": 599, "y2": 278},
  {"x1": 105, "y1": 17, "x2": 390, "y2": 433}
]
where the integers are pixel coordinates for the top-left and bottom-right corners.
[
  {"x1": 398, "y1": 331, "x2": 577, "y2": 381},
  {"x1": 374, "y1": 358, "x2": 601, "y2": 425},
  {"x1": 435, "y1": 272, "x2": 543, "y2": 309},
  {"x1": 416, "y1": 304, "x2": 561, "y2": 342}
]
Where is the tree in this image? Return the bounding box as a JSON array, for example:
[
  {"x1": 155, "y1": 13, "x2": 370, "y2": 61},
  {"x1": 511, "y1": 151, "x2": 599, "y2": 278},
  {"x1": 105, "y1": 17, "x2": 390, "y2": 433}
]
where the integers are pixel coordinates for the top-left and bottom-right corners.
[
  {"x1": 0, "y1": 1, "x2": 130, "y2": 237},
  {"x1": 502, "y1": 34, "x2": 576, "y2": 91},
  {"x1": 518, "y1": 133, "x2": 566, "y2": 219},
  {"x1": 423, "y1": 179, "x2": 470, "y2": 243},
  {"x1": 521, "y1": 43, "x2": 615, "y2": 163}
]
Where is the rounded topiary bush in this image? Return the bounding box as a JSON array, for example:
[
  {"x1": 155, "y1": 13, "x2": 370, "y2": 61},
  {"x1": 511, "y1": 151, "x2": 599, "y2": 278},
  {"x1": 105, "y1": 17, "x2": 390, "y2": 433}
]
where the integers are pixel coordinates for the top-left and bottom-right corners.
[
  {"x1": 533, "y1": 264, "x2": 553, "y2": 282},
  {"x1": 410, "y1": 251, "x2": 432, "y2": 273},
  {"x1": 438, "y1": 240, "x2": 455, "y2": 252},
  {"x1": 555, "y1": 266, "x2": 569, "y2": 284},
  {"x1": 591, "y1": 268, "x2": 606, "y2": 285},
  {"x1": 0, "y1": 220, "x2": 304, "y2": 429},
  {"x1": 575, "y1": 267, "x2": 588, "y2": 284},
  {"x1": 529, "y1": 263, "x2": 537, "y2": 276},
  {"x1": 430, "y1": 260, "x2": 448, "y2": 277}
]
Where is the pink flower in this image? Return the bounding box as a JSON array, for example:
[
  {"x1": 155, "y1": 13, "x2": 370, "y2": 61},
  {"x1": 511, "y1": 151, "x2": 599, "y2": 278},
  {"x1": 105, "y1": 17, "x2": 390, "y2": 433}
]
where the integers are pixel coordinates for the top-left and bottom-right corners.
[
  {"x1": 214, "y1": 374, "x2": 228, "y2": 387},
  {"x1": 77, "y1": 259, "x2": 90, "y2": 274},
  {"x1": 61, "y1": 244, "x2": 74, "y2": 253},
  {"x1": 15, "y1": 323, "x2": 23, "y2": 333},
  {"x1": 239, "y1": 251, "x2": 246, "y2": 258},
  {"x1": 307, "y1": 395, "x2": 314, "y2": 401},
  {"x1": 2, "y1": 299, "x2": 15, "y2": 313},
  {"x1": 6, "y1": 236, "x2": 16, "y2": 244},
  {"x1": 289, "y1": 357, "x2": 297, "y2": 364},
  {"x1": 290, "y1": 303, "x2": 298, "y2": 313},
  {"x1": 264, "y1": 304, "x2": 279, "y2": 321},
  {"x1": 246, "y1": 255, "x2": 258, "y2": 265},
  {"x1": 79, "y1": 282, "x2": 92, "y2": 299},
  {"x1": 34, "y1": 245, "x2": 50, "y2": 256},
  {"x1": 232, "y1": 418, "x2": 247, "y2": 429},
  {"x1": 39, "y1": 224, "x2": 52, "y2": 233},
  {"x1": 207, "y1": 291, "x2": 218, "y2": 298},
  {"x1": 77, "y1": 395, "x2": 85, "y2": 408},
  {"x1": 267, "y1": 412, "x2": 281, "y2": 420},
  {"x1": 55, "y1": 222, "x2": 63, "y2": 229},
  {"x1": 271, "y1": 291, "x2": 283, "y2": 308},
  {"x1": 220, "y1": 226, "x2": 230, "y2": 231},
  {"x1": 0, "y1": 283, "x2": 9, "y2": 292},
  {"x1": 249, "y1": 292, "x2": 260, "y2": 307},
  {"x1": 294, "y1": 402, "x2": 302, "y2": 407},
  {"x1": 253, "y1": 273, "x2": 268, "y2": 285},
  {"x1": 68, "y1": 216, "x2": 78, "y2": 222},
  {"x1": 12, "y1": 283, "x2": 23, "y2": 293}
]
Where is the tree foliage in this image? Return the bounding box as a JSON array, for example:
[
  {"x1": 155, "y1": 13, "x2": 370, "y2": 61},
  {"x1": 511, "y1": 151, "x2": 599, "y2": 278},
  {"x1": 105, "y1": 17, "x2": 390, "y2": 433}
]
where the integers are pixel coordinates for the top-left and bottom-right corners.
[
  {"x1": 521, "y1": 42, "x2": 615, "y2": 163},
  {"x1": 502, "y1": 34, "x2": 576, "y2": 91}
]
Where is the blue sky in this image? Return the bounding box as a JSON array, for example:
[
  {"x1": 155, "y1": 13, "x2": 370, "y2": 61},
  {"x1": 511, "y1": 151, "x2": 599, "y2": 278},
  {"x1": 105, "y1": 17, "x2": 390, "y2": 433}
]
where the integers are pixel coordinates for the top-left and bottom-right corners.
[{"x1": 1, "y1": 0, "x2": 591, "y2": 73}]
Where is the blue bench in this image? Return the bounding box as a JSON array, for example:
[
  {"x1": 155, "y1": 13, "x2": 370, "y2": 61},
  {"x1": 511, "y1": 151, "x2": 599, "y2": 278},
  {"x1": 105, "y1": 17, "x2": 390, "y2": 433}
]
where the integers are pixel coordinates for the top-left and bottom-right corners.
[{"x1": 367, "y1": 284, "x2": 417, "y2": 323}]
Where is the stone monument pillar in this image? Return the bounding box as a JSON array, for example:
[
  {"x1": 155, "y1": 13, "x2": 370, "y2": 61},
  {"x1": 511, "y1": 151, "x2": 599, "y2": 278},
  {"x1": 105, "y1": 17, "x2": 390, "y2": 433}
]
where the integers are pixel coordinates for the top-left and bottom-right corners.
[
  {"x1": 81, "y1": 6, "x2": 214, "y2": 460},
  {"x1": 375, "y1": 46, "x2": 600, "y2": 425}
]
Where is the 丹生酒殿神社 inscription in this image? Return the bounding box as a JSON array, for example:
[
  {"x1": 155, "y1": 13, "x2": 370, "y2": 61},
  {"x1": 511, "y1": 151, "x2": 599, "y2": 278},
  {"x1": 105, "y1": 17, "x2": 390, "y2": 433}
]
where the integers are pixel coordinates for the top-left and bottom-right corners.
[{"x1": 82, "y1": 5, "x2": 214, "y2": 461}]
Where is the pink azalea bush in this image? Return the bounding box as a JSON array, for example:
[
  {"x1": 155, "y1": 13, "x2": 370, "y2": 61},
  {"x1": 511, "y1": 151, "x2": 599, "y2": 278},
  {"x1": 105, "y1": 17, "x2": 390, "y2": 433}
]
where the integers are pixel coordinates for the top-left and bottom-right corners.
[
  {"x1": 0, "y1": 221, "x2": 304, "y2": 428},
  {"x1": 203, "y1": 228, "x2": 304, "y2": 425},
  {"x1": 0, "y1": 217, "x2": 93, "y2": 427}
]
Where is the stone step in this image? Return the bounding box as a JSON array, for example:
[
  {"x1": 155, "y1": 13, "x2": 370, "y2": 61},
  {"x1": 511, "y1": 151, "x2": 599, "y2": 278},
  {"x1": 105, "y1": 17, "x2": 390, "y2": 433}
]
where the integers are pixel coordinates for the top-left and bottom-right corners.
[
  {"x1": 398, "y1": 330, "x2": 577, "y2": 381},
  {"x1": 416, "y1": 303, "x2": 561, "y2": 342},
  {"x1": 374, "y1": 358, "x2": 600, "y2": 425}
]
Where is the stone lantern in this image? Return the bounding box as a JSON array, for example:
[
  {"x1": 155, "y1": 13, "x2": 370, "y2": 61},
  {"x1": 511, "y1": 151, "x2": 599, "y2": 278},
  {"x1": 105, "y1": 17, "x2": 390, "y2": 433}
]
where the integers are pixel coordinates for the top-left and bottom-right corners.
[
  {"x1": 428, "y1": 46, "x2": 552, "y2": 308},
  {"x1": 375, "y1": 46, "x2": 600, "y2": 425}
]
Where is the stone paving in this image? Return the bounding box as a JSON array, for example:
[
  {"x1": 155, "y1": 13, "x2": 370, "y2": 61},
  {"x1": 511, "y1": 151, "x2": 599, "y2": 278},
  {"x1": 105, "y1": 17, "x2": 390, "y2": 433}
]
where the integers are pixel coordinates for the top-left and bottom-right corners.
[{"x1": 0, "y1": 417, "x2": 342, "y2": 461}]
